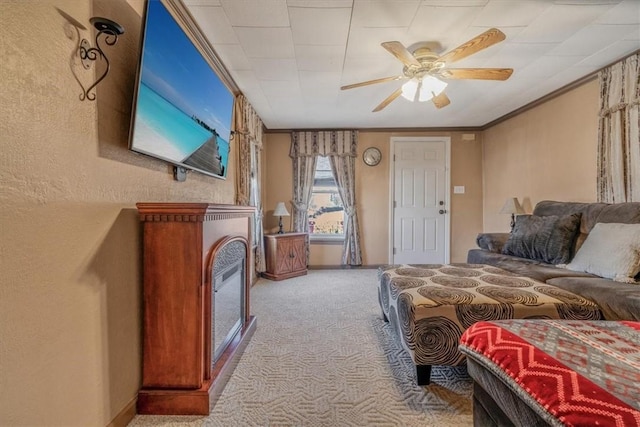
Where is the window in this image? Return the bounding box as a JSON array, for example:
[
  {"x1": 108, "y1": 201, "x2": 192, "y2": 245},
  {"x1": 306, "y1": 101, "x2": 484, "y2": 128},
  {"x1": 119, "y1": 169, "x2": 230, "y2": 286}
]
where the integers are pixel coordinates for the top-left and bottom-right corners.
[{"x1": 308, "y1": 156, "x2": 344, "y2": 241}]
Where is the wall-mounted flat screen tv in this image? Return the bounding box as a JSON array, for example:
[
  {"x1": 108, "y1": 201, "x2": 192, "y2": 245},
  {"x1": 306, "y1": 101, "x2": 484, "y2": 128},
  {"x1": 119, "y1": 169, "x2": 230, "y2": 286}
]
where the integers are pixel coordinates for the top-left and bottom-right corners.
[{"x1": 129, "y1": 0, "x2": 234, "y2": 180}]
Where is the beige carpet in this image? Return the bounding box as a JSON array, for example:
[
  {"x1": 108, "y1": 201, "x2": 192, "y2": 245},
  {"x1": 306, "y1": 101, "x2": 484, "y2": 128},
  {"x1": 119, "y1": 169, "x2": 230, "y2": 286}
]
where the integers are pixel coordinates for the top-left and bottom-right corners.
[{"x1": 129, "y1": 269, "x2": 473, "y2": 427}]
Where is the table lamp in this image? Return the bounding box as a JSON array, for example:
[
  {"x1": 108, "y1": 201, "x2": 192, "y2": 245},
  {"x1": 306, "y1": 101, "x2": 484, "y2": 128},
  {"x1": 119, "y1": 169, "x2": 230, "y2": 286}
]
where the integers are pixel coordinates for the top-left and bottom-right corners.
[
  {"x1": 499, "y1": 197, "x2": 525, "y2": 231},
  {"x1": 273, "y1": 202, "x2": 290, "y2": 234}
]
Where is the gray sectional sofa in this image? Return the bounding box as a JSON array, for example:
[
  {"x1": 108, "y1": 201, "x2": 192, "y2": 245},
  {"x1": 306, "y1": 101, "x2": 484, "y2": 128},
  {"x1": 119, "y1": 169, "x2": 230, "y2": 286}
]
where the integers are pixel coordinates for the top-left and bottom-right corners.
[
  {"x1": 464, "y1": 200, "x2": 640, "y2": 426},
  {"x1": 467, "y1": 200, "x2": 640, "y2": 321}
]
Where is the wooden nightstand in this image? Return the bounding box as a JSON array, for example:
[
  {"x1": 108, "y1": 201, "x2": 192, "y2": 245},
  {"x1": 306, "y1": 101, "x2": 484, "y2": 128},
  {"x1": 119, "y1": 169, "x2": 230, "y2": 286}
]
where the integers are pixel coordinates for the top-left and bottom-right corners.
[{"x1": 263, "y1": 232, "x2": 308, "y2": 280}]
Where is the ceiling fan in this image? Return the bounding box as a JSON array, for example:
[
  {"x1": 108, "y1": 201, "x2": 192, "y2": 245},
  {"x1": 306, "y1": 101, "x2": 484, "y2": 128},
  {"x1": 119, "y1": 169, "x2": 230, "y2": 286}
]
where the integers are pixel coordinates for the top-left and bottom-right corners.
[{"x1": 340, "y1": 28, "x2": 513, "y2": 112}]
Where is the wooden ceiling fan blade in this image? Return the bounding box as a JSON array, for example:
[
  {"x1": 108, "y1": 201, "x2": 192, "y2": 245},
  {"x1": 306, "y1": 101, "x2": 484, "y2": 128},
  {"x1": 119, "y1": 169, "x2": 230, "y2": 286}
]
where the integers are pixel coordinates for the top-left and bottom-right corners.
[
  {"x1": 340, "y1": 75, "x2": 404, "y2": 90},
  {"x1": 437, "y1": 28, "x2": 506, "y2": 64},
  {"x1": 443, "y1": 68, "x2": 513, "y2": 80},
  {"x1": 373, "y1": 88, "x2": 402, "y2": 112},
  {"x1": 432, "y1": 92, "x2": 450, "y2": 109},
  {"x1": 381, "y1": 41, "x2": 421, "y2": 67}
]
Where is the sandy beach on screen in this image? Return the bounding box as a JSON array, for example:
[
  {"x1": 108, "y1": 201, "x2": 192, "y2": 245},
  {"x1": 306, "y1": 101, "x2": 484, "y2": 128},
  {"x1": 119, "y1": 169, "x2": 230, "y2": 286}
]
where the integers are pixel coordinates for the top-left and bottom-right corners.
[{"x1": 132, "y1": 116, "x2": 187, "y2": 162}]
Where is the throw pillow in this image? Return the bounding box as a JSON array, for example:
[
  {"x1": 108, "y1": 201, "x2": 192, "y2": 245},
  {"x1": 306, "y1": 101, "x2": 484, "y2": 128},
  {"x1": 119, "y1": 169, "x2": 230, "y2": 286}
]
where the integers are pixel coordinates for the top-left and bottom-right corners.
[
  {"x1": 566, "y1": 223, "x2": 640, "y2": 283},
  {"x1": 502, "y1": 213, "x2": 582, "y2": 264}
]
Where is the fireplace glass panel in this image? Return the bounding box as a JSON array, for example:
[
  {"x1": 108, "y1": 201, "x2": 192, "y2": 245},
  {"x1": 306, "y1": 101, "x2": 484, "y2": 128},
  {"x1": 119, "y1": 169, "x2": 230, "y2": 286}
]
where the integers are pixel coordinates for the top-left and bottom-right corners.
[{"x1": 211, "y1": 240, "x2": 246, "y2": 364}]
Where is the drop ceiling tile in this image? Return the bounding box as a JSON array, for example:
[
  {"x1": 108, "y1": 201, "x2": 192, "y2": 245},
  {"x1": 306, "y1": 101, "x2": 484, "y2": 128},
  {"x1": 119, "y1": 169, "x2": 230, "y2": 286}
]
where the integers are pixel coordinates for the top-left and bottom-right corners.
[
  {"x1": 260, "y1": 80, "x2": 303, "y2": 98},
  {"x1": 623, "y1": 28, "x2": 640, "y2": 41},
  {"x1": 549, "y1": 24, "x2": 639, "y2": 56},
  {"x1": 595, "y1": 0, "x2": 640, "y2": 25},
  {"x1": 235, "y1": 27, "x2": 295, "y2": 58},
  {"x1": 190, "y1": 6, "x2": 238, "y2": 44},
  {"x1": 545, "y1": 65, "x2": 597, "y2": 87},
  {"x1": 515, "y1": 3, "x2": 618, "y2": 43},
  {"x1": 249, "y1": 58, "x2": 298, "y2": 80},
  {"x1": 295, "y1": 45, "x2": 345, "y2": 72},
  {"x1": 345, "y1": 27, "x2": 412, "y2": 57},
  {"x1": 553, "y1": 0, "x2": 619, "y2": 4},
  {"x1": 341, "y1": 56, "x2": 402, "y2": 85},
  {"x1": 290, "y1": 6, "x2": 351, "y2": 45},
  {"x1": 351, "y1": 0, "x2": 420, "y2": 28},
  {"x1": 183, "y1": 0, "x2": 222, "y2": 5},
  {"x1": 211, "y1": 44, "x2": 251, "y2": 71},
  {"x1": 230, "y1": 70, "x2": 267, "y2": 98},
  {"x1": 220, "y1": 0, "x2": 289, "y2": 27},
  {"x1": 487, "y1": 41, "x2": 560, "y2": 69},
  {"x1": 516, "y1": 55, "x2": 583, "y2": 79},
  {"x1": 578, "y1": 39, "x2": 640, "y2": 67},
  {"x1": 408, "y1": 5, "x2": 483, "y2": 46},
  {"x1": 287, "y1": 0, "x2": 352, "y2": 7},
  {"x1": 471, "y1": 0, "x2": 552, "y2": 27},
  {"x1": 267, "y1": 96, "x2": 306, "y2": 115},
  {"x1": 299, "y1": 71, "x2": 343, "y2": 93},
  {"x1": 302, "y1": 94, "x2": 341, "y2": 109},
  {"x1": 300, "y1": 105, "x2": 346, "y2": 126},
  {"x1": 419, "y1": 0, "x2": 488, "y2": 5}
]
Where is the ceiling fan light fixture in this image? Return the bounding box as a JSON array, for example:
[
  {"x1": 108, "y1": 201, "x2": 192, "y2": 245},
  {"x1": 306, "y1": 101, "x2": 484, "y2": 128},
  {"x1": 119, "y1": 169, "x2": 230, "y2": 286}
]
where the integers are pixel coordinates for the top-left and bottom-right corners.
[
  {"x1": 419, "y1": 76, "x2": 448, "y2": 102},
  {"x1": 401, "y1": 76, "x2": 448, "y2": 103},
  {"x1": 401, "y1": 78, "x2": 419, "y2": 101},
  {"x1": 345, "y1": 29, "x2": 511, "y2": 111}
]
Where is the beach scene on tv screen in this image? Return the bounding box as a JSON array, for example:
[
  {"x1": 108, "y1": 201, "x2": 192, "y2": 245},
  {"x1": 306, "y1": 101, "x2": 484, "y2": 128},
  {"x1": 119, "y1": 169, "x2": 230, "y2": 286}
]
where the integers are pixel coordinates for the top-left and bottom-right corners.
[{"x1": 131, "y1": 0, "x2": 233, "y2": 177}]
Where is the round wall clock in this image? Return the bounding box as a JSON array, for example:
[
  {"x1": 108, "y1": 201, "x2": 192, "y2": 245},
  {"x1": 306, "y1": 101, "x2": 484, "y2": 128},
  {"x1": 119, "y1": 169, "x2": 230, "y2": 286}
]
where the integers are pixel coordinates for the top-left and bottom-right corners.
[{"x1": 363, "y1": 147, "x2": 382, "y2": 166}]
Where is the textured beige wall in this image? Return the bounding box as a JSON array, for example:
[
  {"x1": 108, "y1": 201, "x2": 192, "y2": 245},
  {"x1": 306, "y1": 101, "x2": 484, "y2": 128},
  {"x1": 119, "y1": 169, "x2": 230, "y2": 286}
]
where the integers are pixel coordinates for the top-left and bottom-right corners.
[
  {"x1": 481, "y1": 80, "x2": 599, "y2": 232},
  {"x1": 263, "y1": 130, "x2": 484, "y2": 265},
  {"x1": 1, "y1": 1, "x2": 235, "y2": 425}
]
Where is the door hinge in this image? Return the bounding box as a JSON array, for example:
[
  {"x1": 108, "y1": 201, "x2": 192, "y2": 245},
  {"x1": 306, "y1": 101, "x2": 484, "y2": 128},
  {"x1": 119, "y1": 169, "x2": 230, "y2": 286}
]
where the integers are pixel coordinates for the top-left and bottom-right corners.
[
  {"x1": 393, "y1": 247, "x2": 396, "y2": 255},
  {"x1": 393, "y1": 200, "x2": 397, "y2": 208}
]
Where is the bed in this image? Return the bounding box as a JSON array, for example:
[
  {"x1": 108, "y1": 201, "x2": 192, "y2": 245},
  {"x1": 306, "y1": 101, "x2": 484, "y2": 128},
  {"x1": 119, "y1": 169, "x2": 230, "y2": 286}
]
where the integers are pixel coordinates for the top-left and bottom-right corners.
[{"x1": 459, "y1": 319, "x2": 640, "y2": 426}]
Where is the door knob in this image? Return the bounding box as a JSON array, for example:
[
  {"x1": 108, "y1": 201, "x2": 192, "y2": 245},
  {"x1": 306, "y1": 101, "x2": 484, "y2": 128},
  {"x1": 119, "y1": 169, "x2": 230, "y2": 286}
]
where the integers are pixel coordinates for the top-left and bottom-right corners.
[{"x1": 439, "y1": 209, "x2": 447, "y2": 214}]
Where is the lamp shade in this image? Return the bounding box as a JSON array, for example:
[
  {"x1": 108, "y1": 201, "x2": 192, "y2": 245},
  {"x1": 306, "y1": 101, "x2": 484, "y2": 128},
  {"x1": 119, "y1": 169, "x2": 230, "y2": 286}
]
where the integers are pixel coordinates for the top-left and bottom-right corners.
[
  {"x1": 499, "y1": 197, "x2": 525, "y2": 215},
  {"x1": 401, "y1": 76, "x2": 448, "y2": 103},
  {"x1": 273, "y1": 202, "x2": 290, "y2": 217},
  {"x1": 418, "y1": 75, "x2": 448, "y2": 102},
  {"x1": 401, "y1": 78, "x2": 419, "y2": 101}
]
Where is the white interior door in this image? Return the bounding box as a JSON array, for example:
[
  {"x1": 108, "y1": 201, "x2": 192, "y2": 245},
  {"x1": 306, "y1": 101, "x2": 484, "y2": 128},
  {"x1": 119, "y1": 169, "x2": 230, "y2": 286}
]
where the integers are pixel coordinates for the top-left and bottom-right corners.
[{"x1": 391, "y1": 137, "x2": 450, "y2": 264}]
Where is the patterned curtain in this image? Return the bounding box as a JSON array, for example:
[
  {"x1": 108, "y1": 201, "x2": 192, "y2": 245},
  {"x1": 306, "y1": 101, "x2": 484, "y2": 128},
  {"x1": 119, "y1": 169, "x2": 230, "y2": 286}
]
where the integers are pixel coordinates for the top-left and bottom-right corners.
[
  {"x1": 597, "y1": 52, "x2": 640, "y2": 203},
  {"x1": 290, "y1": 130, "x2": 362, "y2": 266},
  {"x1": 289, "y1": 134, "x2": 317, "y2": 233},
  {"x1": 234, "y1": 94, "x2": 266, "y2": 272}
]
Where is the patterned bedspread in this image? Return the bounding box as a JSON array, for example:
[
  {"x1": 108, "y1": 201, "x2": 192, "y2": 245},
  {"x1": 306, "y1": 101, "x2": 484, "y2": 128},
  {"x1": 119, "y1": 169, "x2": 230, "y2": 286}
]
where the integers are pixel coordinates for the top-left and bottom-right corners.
[
  {"x1": 378, "y1": 264, "x2": 603, "y2": 367},
  {"x1": 460, "y1": 320, "x2": 640, "y2": 426}
]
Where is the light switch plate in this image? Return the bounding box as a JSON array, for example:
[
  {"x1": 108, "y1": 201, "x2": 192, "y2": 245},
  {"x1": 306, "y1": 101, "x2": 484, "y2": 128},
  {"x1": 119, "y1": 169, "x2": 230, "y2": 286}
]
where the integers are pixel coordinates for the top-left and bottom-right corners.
[{"x1": 454, "y1": 186, "x2": 465, "y2": 194}]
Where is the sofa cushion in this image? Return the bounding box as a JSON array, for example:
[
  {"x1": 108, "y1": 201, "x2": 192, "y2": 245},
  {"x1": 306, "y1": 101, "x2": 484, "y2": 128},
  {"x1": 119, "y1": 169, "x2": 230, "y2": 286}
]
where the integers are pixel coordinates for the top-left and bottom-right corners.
[
  {"x1": 547, "y1": 276, "x2": 640, "y2": 321},
  {"x1": 467, "y1": 249, "x2": 598, "y2": 282},
  {"x1": 502, "y1": 213, "x2": 582, "y2": 264},
  {"x1": 533, "y1": 200, "x2": 640, "y2": 252},
  {"x1": 566, "y1": 223, "x2": 640, "y2": 283}
]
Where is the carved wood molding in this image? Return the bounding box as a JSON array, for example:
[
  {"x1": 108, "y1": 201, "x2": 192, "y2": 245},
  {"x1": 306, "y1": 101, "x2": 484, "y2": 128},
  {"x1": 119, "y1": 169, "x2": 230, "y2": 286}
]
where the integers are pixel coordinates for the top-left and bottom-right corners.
[
  {"x1": 139, "y1": 213, "x2": 253, "y2": 222},
  {"x1": 137, "y1": 203, "x2": 255, "y2": 222}
]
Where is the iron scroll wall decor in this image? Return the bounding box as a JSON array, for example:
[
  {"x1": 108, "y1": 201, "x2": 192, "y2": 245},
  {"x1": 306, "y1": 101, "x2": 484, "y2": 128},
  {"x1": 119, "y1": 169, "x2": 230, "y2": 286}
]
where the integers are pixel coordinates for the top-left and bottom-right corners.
[{"x1": 78, "y1": 17, "x2": 125, "y2": 101}]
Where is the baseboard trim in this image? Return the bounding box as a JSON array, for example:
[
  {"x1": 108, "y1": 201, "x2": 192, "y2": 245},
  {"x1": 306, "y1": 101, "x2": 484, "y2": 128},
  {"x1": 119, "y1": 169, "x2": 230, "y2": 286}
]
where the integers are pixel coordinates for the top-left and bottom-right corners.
[{"x1": 107, "y1": 397, "x2": 137, "y2": 427}]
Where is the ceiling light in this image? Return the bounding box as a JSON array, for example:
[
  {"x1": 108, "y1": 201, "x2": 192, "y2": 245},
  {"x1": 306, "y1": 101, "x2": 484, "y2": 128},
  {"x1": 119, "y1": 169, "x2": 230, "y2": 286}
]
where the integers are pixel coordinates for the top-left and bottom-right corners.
[
  {"x1": 401, "y1": 78, "x2": 420, "y2": 101},
  {"x1": 401, "y1": 76, "x2": 448, "y2": 103}
]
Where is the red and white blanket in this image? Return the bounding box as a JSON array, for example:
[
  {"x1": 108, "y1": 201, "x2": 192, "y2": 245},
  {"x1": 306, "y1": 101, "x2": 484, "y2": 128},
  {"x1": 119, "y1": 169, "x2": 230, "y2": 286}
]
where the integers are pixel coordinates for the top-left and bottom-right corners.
[{"x1": 460, "y1": 320, "x2": 640, "y2": 427}]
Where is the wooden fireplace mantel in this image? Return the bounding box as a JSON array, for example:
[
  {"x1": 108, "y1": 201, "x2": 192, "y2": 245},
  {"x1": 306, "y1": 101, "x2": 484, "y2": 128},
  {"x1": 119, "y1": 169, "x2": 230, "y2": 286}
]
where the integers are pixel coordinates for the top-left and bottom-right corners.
[{"x1": 136, "y1": 203, "x2": 257, "y2": 415}]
